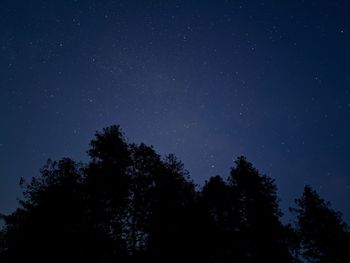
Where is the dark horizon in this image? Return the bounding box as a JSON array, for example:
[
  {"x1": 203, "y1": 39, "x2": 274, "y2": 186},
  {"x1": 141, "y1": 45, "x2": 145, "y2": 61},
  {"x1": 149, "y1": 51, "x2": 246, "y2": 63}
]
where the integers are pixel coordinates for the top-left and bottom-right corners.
[
  {"x1": 1, "y1": 0, "x2": 350, "y2": 226},
  {"x1": 1, "y1": 124, "x2": 349, "y2": 262},
  {"x1": 1, "y1": 124, "x2": 349, "y2": 224}
]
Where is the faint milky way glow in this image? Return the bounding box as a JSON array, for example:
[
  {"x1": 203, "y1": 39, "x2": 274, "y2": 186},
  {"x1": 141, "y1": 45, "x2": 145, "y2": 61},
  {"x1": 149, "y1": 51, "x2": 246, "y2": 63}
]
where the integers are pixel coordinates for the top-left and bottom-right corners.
[{"x1": 0, "y1": 0, "x2": 350, "y2": 222}]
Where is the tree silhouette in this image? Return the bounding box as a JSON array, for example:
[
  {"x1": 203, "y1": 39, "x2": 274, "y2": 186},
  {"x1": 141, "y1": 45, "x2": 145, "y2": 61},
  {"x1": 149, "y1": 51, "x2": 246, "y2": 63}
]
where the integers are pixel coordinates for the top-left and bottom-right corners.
[
  {"x1": 0, "y1": 158, "x2": 90, "y2": 262},
  {"x1": 126, "y1": 143, "x2": 165, "y2": 255},
  {"x1": 0, "y1": 125, "x2": 349, "y2": 262},
  {"x1": 84, "y1": 125, "x2": 132, "y2": 259},
  {"x1": 228, "y1": 156, "x2": 294, "y2": 262},
  {"x1": 127, "y1": 145, "x2": 197, "y2": 258},
  {"x1": 291, "y1": 186, "x2": 350, "y2": 263},
  {"x1": 200, "y1": 175, "x2": 240, "y2": 260}
]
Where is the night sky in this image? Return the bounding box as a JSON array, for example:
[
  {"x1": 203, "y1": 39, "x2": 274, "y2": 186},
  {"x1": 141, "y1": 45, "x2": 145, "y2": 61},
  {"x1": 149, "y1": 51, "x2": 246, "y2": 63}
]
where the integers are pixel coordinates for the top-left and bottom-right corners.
[{"x1": 1, "y1": 0, "x2": 349, "y2": 222}]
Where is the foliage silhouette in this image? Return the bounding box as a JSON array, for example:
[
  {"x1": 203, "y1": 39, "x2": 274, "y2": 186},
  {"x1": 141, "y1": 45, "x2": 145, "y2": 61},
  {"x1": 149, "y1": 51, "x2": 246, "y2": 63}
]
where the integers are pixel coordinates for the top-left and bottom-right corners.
[
  {"x1": 291, "y1": 186, "x2": 350, "y2": 263},
  {"x1": 0, "y1": 125, "x2": 349, "y2": 262},
  {"x1": 228, "y1": 156, "x2": 294, "y2": 262},
  {"x1": 0, "y1": 158, "x2": 91, "y2": 262}
]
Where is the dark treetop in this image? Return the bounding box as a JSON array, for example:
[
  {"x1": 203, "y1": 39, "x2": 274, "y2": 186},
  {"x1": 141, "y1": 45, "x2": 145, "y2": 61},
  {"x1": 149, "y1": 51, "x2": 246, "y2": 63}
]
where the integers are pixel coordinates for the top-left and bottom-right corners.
[{"x1": 1, "y1": 125, "x2": 349, "y2": 262}]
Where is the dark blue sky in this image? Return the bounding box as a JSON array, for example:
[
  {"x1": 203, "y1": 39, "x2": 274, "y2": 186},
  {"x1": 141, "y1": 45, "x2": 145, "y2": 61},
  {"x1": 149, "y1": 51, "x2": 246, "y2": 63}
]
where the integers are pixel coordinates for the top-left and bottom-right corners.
[{"x1": 1, "y1": 0, "x2": 350, "y2": 222}]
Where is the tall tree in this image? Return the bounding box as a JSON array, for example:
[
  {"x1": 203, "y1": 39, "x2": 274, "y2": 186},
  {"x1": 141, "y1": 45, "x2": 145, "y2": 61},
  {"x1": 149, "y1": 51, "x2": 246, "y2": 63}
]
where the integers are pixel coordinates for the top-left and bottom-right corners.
[
  {"x1": 291, "y1": 186, "x2": 350, "y2": 263},
  {"x1": 146, "y1": 153, "x2": 196, "y2": 259},
  {"x1": 0, "y1": 158, "x2": 89, "y2": 262},
  {"x1": 84, "y1": 125, "x2": 132, "y2": 258},
  {"x1": 229, "y1": 156, "x2": 293, "y2": 262},
  {"x1": 200, "y1": 175, "x2": 241, "y2": 260},
  {"x1": 127, "y1": 148, "x2": 196, "y2": 258},
  {"x1": 126, "y1": 143, "x2": 164, "y2": 255}
]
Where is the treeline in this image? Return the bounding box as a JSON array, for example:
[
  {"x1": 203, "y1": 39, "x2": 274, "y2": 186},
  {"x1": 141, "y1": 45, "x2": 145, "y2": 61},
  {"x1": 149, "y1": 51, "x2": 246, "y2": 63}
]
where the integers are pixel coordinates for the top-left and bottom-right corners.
[{"x1": 0, "y1": 125, "x2": 349, "y2": 262}]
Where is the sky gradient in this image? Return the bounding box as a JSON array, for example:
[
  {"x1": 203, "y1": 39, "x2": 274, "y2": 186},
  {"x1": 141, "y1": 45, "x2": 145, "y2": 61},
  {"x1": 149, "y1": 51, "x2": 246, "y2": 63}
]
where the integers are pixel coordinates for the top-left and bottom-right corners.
[{"x1": 1, "y1": 0, "x2": 350, "y2": 222}]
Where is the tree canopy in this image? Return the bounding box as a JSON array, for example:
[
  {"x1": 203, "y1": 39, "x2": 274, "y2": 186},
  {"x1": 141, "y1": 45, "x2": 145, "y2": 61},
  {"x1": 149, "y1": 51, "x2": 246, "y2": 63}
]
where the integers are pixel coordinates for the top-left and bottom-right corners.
[{"x1": 1, "y1": 125, "x2": 349, "y2": 262}]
